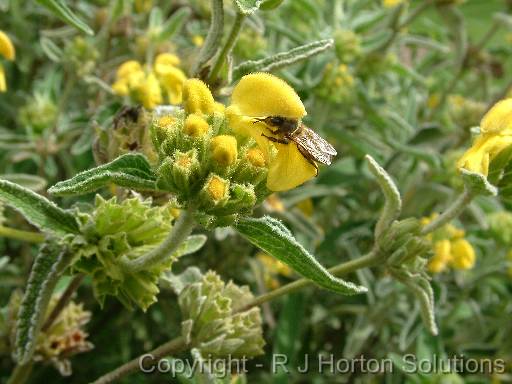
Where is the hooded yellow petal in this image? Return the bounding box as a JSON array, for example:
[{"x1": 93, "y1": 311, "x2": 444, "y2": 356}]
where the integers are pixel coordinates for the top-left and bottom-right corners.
[
  {"x1": 154, "y1": 53, "x2": 181, "y2": 76},
  {"x1": 457, "y1": 134, "x2": 512, "y2": 176},
  {"x1": 231, "y1": 73, "x2": 306, "y2": 118},
  {"x1": 480, "y1": 98, "x2": 512, "y2": 135},
  {"x1": 266, "y1": 142, "x2": 317, "y2": 191},
  {"x1": 183, "y1": 78, "x2": 215, "y2": 115},
  {"x1": 116, "y1": 60, "x2": 143, "y2": 79},
  {"x1": 159, "y1": 67, "x2": 187, "y2": 105},
  {"x1": 0, "y1": 31, "x2": 15, "y2": 61}
]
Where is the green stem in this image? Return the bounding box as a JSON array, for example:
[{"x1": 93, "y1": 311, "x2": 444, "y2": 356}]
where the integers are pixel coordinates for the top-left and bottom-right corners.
[
  {"x1": 191, "y1": 0, "x2": 224, "y2": 76},
  {"x1": 420, "y1": 188, "x2": 473, "y2": 235},
  {"x1": 237, "y1": 250, "x2": 380, "y2": 312},
  {"x1": 0, "y1": 225, "x2": 45, "y2": 243},
  {"x1": 121, "y1": 208, "x2": 196, "y2": 272},
  {"x1": 207, "y1": 12, "x2": 245, "y2": 85},
  {"x1": 90, "y1": 336, "x2": 188, "y2": 384},
  {"x1": 7, "y1": 362, "x2": 34, "y2": 384}
]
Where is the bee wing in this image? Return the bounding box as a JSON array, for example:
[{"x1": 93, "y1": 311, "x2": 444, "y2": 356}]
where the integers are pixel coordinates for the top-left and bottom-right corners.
[{"x1": 294, "y1": 125, "x2": 337, "y2": 165}]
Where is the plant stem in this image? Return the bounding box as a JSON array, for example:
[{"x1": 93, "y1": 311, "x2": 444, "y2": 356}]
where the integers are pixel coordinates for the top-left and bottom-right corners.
[
  {"x1": 90, "y1": 336, "x2": 188, "y2": 384},
  {"x1": 7, "y1": 362, "x2": 34, "y2": 384},
  {"x1": 236, "y1": 250, "x2": 380, "y2": 312},
  {"x1": 191, "y1": 0, "x2": 224, "y2": 76},
  {"x1": 207, "y1": 12, "x2": 245, "y2": 85},
  {"x1": 42, "y1": 274, "x2": 85, "y2": 332},
  {"x1": 0, "y1": 225, "x2": 45, "y2": 243},
  {"x1": 421, "y1": 188, "x2": 473, "y2": 235},
  {"x1": 121, "y1": 208, "x2": 196, "y2": 272}
]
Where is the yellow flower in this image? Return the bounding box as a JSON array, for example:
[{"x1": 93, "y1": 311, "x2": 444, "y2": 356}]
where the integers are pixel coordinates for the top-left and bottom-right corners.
[
  {"x1": 132, "y1": 72, "x2": 163, "y2": 109},
  {"x1": 183, "y1": 113, "x2": 210, "y2": 137},
  {"x1": 211, "y1": 135, "x2": 238, "y2": 166},
  {"x1": 159, "y1": 66, "x2": 186, "y2": 104},
  {"x1": 0, "y1": 31, "x2": 15, "y2": 61},
  {"x1": 154, "y1": 53, "x2": 181, "y2": 74},
  {"x1": 116, "y1": 60, "x2": 143, "y2": 79},
  {"x1": 183, "y1": 79, "x2": 216, "y2": 115},
  {"x1": 112, "y1": 79, "x2": 129, "y2": 96},
  {"x1": 428, "y1": 239, "x2": 452, "y2": 273},
  {"x1": 296, "y1": 198, "x2": 314, "y2": 217},
  {"x1": 382, "y1": 0, "x2": 406, "y2": 8},
  {"x1": 257, "y1": 252, "x2": 293, "y2": 289},
  {"x1": 265, "y1": 194, "x2": 285, "y2": 213},
  {"x1": 457, "y1": 99, "x2": 512, "y2": 176},
  {"x1": 192, "y1": 35, "x2": 204, "y2": 47},
  {"x1": 227, "y1": 73, "x2": 316, "y2": 191},
  {"x1": 206, "y1": 175, "x2": 229, "y2": 202},
  {"x1": 450, "y1": 238, "x2": 476, "y2": 270}
]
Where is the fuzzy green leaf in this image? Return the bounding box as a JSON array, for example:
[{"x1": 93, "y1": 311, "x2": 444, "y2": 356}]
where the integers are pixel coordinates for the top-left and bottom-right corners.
[
  {"x1": 235, "y1": 216, "x2": 367, "y2": 295},
  {"x1": 233, "y1": 0, "x2": 262, "y2": 15},
  {"x1": 48, "y1": 153, "x2": 157, "y2": 196},
  {"x1": 15, "y1": 241, "x2": 74, "y2": 363},
  {"x1": 159, "y1": 7, "x2": 191, "y2": 41},
  {"x1": 176, "y1": 235, "x2": 208, "y2": 257},
  {"x1": 260, "y1": 0, "x2": 285, "y2": 11},
  {"x1": 366, "y1": 155, "x2": 402, "y2": 238},
  {"x1": 0, "y1": 179, "x2": 79, "y2": 234},
  {"x1": 36, "y1": 0, "x2": 94, "y2": 35},
  {"x1": 233, "y1": 39, "x2": 333, "y2": 79}
]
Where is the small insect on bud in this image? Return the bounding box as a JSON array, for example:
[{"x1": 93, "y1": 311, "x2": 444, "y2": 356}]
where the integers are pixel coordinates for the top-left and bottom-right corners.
[
  {"x1": 183, "y1": 113, "x2": 210, "y2": 137},
  {"x1": 183, "y1": 78, "x2": 216, "y2": 115},
  {"x1": 211, "y1": 135, "x2": 238, "y2": 166}
]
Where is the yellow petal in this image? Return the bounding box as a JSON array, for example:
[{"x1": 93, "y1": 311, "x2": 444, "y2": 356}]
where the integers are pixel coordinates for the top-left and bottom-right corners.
[
  {"x1": 480, "y1": 98, "x2": 512, "y2": 135},
  {"x1": 116, "y1": 60, "x2": 143, "y2": 79},
  {"x1": 159, "y1": 67, "x2": 186, "y2": 105},
  {"x1": 0, "y1": 31, "x2": 15, "y2": 61},
  {"x1": 450, "y1": 238, "x2": 476, "y2": 270},
  {"x1": 133, "y1": 73, "x2": 162, "y2": 109},
  {"x1": 231, "y1": 73, "x2": 306, "y2": 119},
  {"x1": 0, "y1": 64, "x2": 6, "y2": 92},
  {"x1": 457, "y1": 134, "x2": 512, "y2": 176},
  {"x1": 182, "y1": 79, "x2": 215, "y2": 115},
  {"x1": 154, "y1": 53, "x2": 181, "y2": 76},
  {"x1": 434, "y1": 239, "x2": 452, "y2": 263},
  {"x1": 266, "y1": 141, "x2": 317, "y2": 191},
  {"x1": 112, "y1": 78, "x2": 129, "y2": 96}
]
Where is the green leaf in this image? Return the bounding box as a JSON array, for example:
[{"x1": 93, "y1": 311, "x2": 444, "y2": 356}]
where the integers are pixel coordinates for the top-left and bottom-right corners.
[
  {"x1": 36, "y1": 0, "x2": 94, "y2": 35},
  {"x1": 365, "y1": 155, "x2": 402, "y2": 238},
  {"x1": 15, "y1": 240, "x2": 74, "y2": 363},
  {"x1": 175, "y1": 235, "x2": 207, "y2": 258},
  {"x1": 0, "y1": 174, "x2": 47, "y2": 191},
  {"x1": 233, "y1": 0, "x2": 262, "y2": 15},
  {"x1": 48, "y1": 153, "x2": 157, "y2": 196},
  {"x1": 234, "y1": 216, "x2": 367, "y2": 295},
  {"x1": 460, "y1": 169, "x2": 498, "y2": 197},
  {"x1": 233, "y1": 39, "x2": 333, "y2": 79},
  {"x1": 0, "y1": 179, "x2": 79, "y2": 234},
  {"x1": 260, "y1": 0, "x2": 284, "y2": 11},
  {"x1": 159, "y1": 7, "x2": 191, "y2": 41},
  {"x1": 39, "y1": 36, "x2": 63, "y2": 62}
]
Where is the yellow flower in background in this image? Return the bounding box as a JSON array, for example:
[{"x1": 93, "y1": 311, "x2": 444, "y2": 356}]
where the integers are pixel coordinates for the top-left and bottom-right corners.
[
  {"x1": 112, "y1": 54, "x2": 187, "y2": 108},
  {"x1": 457, "y1": 99, "x2": 512, "y2": 176},
  {"x1": 0, "y1": 30, "x2": 15, "y2": 92},
  {"x1": 422, "y1": 215, "x2": 476, "y2": 273},
  {"x1": 226, "y1": 73, "x2": 316, "y2": 191},
  {"x1": 382, "y1": 0, "x2": 406, "y2": 8},
  {"x1": 450, "y1": 239, "x2": 476, "y2": 270},
  {"x1": 257, "y1": 252, "x2": 293, "y2": 289},
  {"x1": 192, "y1": 35, "x2": 204, "y2": 47}
]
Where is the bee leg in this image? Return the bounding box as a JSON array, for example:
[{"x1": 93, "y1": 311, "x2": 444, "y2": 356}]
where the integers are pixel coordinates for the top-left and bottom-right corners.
[{"x1": 261, "y1": 133, "x2": 289, "y2": 144}]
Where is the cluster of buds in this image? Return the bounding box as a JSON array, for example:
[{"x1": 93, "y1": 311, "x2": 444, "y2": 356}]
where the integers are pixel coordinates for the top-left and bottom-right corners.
[
  {"x1": 63, "y1": 36, "x2": 99, "y2": 78},
  {"x1": 448, "y1": 95, "x2": 486, "y2": 130},
  {"x1": 176, "y1": 269, "x2": 265, "y2": 359},
  {"x1": 316, "y1": 63, "x2": 355, "y2": 103},
  {"x1": 69, "y1": 195, "x2": 178, "y2": 310},
  {"x1": 333, "y1": 29, "x2": 361, "y2": 64},
  {"x1": 151, "y1": 79, "x2": 270, "y2": 228},
  {"x1": 112, "y1": 53, "x2": 187, "y2": 109},
  {"x1": 2, "y1": 292, "x2": 93, "y2": 376},
  {"x1": 421, "y1": 214, "x2": 476, "y2": 273},
  {"x1": 19, "y1": 94, "x2": 58, "y2": 134}
]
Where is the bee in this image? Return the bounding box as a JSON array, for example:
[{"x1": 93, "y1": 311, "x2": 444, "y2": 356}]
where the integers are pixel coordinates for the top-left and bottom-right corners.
[{"x1": 253, "y1": 116, "x2": 337, "y2": 173}]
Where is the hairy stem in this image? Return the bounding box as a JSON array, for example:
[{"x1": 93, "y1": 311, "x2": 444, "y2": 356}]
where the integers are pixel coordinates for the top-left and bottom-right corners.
[
  {"x1": 208, "y1": 12, "x2": 245, "y2": 84},
  {"x1": 90, "y1": 336, "x2": 188, "y2": 384},
  {"x1": 41, "y1": 274, "x2": 85, "y2": 332},
  {"x1": 7, "y1": 362, "x2": 34, "y2": 384},
  {"x1": 121, "y1": 208, "x2": 196, "y2": 272},
  {"x1": 236, "y1": 250, "x2": 380, "y2": 312},
  {"x1": 191, "y1": 0, "x2": 224, "y2": 76},
  {"x1": 0, "y1": 225, "x2": 45, "y2": 243},
  {"x1": 421, "y1": 188, "x2": 473, "y2": 235}
]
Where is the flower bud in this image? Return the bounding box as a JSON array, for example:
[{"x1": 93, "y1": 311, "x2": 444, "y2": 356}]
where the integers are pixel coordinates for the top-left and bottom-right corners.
[
  {"x1": 200, "y1": 174, "x2": 230, "y2": 207},
  {"x1": 156, "y1": 149, "x2": 201, "y2": 200},
  {"x1": 211, "y1": 135, "x2": 238, "y2": 167},
  {"x1": 183, "y1": 113, "x2": 210, "y2": 137},
  {"x1": 183, "y1": 78, "x2": 215, "y2": 115}
]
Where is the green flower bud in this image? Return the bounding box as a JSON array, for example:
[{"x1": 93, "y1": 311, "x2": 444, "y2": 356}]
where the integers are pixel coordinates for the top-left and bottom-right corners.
[
  {"x1": 199, "y1": 174, "x2": 230, "y2": 210},
  {"x1": 177, "y1": 270, "x2": 265, "y2": 358},
  {"x1": 333, "y1": 29, "x2": 361, "y2": 64},
  {"x1": 19, "y1": 94, "x2": 58, "y2": 134}
]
